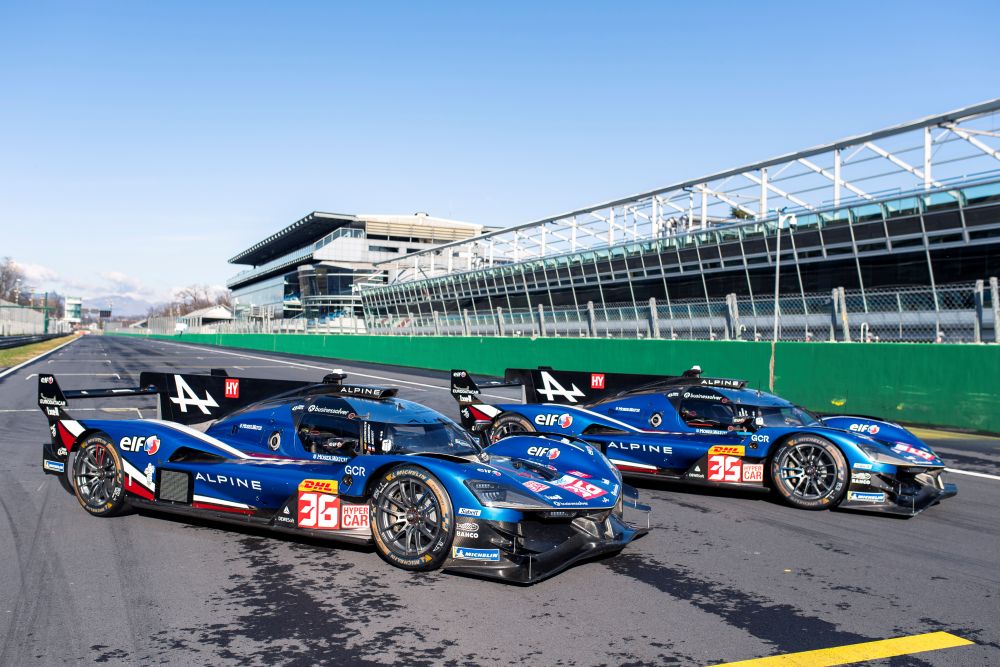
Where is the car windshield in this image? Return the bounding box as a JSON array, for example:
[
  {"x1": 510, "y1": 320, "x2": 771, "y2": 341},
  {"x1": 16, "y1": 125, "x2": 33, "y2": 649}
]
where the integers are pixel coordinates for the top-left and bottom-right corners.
[
  {"x1": 383, "y1": 421, "x2": 479, "y2": 456},
  {"x1": 748, "y1": 405, "x2": 821, "y2": 427}
]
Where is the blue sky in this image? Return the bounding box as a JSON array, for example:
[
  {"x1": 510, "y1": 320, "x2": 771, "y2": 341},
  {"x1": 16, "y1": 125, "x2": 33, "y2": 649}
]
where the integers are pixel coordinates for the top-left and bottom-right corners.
[{"x1": 1, "y1": 1, "x2": 997, "y2": 305}]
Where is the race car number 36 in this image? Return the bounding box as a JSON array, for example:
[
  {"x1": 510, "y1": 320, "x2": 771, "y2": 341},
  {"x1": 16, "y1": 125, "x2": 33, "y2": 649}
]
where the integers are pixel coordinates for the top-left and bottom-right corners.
[{"x1": 298, "y1": 492, "x2": 340, "y2": 529}]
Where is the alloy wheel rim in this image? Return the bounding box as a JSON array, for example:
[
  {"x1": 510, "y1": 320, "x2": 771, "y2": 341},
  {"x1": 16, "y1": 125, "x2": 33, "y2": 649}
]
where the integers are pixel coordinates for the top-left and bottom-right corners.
[
  {"x1": 778, "y1": 444, "x2": 837, "y2": 500},
  {"x1": 376, "y1": 478, "x2": 442, "y2": 558},
  {"x1": 491, "y1": 421, "x2": 527, "y2": 443},
  {"x1": 74, "y1": 443, "x2": 118, "y2": 508}
]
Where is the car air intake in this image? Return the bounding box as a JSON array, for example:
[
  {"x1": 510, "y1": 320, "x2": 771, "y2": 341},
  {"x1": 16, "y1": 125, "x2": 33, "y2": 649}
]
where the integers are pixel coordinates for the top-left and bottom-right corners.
[{"x1": 158, "y1": 470, "x2": 190, "y2": 503}]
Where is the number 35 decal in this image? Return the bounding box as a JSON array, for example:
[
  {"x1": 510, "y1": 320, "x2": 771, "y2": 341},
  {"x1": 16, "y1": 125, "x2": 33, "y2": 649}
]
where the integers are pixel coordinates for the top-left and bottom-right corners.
[
  {"x1": 707, "y1": 454, "x2": 742, "y2": 482},
  {"x1": 297, "y1": 492, "x2": 340, "y2": 529}
]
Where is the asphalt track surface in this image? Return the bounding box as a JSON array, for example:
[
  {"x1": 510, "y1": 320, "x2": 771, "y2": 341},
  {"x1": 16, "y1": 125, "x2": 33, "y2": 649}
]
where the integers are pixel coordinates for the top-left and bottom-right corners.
[{"x1": 1, "y1": 336, "x2": 997, "y2": 666}]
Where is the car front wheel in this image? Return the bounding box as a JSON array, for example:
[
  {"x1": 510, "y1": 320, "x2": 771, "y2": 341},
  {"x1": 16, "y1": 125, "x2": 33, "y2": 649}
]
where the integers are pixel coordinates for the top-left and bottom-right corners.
[
  {"x1": 770, "y1": 435, "x2": 848, "y2": 510},
  {"x1": 370, "y1": 466, "x2": 454, "y2": 571}
]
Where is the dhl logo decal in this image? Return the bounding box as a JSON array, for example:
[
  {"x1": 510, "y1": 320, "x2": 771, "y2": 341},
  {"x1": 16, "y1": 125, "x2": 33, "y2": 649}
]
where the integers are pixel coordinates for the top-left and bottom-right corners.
[
  {"x1": 708, "y1": 445, "x2": 745, "y2": 456},
  {"x1": 298, "y1": 479, "x2": 338, "y2": 494}
]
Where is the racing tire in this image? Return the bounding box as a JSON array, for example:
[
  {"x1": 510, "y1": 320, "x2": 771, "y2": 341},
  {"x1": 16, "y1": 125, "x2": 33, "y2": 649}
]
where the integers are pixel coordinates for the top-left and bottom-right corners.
[
  {"x1": 770, "y1": 435, "x2": 848, "y2": 511},
  {"x1": 489, "y1": 412, "x2": 535, "y2": 444},
  {"x1": 370, "y1": 466, "x2": 455, "y2": 572},
  {"x1": 71, "y1": 433, "x2": 129, "y2": 517}
]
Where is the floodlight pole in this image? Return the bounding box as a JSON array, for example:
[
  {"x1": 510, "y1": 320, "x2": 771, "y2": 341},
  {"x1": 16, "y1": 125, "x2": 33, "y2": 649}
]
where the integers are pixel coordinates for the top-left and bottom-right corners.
[
  {"x1": 772, "y1": 212, "x2": 783, "y2": 346},
  {"x1": 769, "y1": 209, "x2": 797, "y2": 392}
]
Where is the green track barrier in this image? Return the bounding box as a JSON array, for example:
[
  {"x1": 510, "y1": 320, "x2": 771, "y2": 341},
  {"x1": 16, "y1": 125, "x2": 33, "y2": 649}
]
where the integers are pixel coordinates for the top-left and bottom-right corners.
[{"x1": 125, "y1": 333, "x2": 1000, "y2": 433}]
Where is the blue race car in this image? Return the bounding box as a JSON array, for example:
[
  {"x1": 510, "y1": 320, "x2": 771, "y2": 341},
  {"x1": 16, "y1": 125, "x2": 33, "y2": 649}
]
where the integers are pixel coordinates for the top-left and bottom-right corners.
[
  {"x1": 38, "y1": 370, "x2": 648, "y2": 583},
  {"x1": 450, "y1": 367, "x2": 956, "y2": 516}
]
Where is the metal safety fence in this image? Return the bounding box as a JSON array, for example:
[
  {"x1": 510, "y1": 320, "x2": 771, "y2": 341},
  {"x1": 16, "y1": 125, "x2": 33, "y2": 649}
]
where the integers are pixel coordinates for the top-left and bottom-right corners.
[
  {"x1": 363, "y1": 279, "x2": 999, "y2": 344},
  {"x1": 125, "y1": 314, "x2": 367, "y2": 336},
  {"x1": 0, "y1": 299, "x2": 48, "y2": 336}
]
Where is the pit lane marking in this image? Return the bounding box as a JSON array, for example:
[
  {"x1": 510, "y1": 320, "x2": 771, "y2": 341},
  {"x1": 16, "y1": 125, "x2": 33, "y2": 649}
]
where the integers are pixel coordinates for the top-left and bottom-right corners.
[
  {"x1": 149, "y1": 339, "x2": 515, "y2": 400},
  {"x1": 714, "y1": 630, "x2": 972, "y2": 666}
]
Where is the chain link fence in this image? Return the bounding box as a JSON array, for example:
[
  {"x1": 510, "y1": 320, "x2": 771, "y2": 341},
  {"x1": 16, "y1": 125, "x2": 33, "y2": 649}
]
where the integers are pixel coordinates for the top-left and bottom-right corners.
[
  {"x1": 365, "y1": 279, "x2": 999, "y2": 343},
  {"x1": 119, "y1": 280, "x2": 999, "y2": 343}
]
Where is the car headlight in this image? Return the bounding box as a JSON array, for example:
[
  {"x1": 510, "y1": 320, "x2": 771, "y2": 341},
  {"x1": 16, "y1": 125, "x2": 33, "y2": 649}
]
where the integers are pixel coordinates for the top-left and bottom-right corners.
[
  {"x1": 464, "y1": 480, "x2": 552, "y2": 510},
  {"x1": 856, "y1": 443, "x2": 924, "y2": 467}
]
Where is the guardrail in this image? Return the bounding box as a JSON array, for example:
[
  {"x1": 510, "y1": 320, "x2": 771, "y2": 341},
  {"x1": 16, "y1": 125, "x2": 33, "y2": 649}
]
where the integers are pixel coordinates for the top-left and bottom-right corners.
[{"x1": 0, "y1": 334, "x2": 63, "y2": 350}]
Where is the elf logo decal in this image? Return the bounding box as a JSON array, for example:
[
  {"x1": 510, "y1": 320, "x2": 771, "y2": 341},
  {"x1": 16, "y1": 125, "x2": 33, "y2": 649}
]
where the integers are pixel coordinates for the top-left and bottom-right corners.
[
  {"x1": 526, "y1": 446, "x2": 560, "y2": 460},
  {"x1": 119, "y1": 435, "x2": 160, "y2": 455},
  {"x1": 169, "y1": 375, "x2": 219, "y2": 415},
  {"x1": 534, "y1": 413, "x2": 573, "y2": 428},
  {"x1": 849, "y1": 423, "x2": 880, "y2": 435},
  {"x1": 537, "y1": 371, "x2": 586, "y2": 403}
]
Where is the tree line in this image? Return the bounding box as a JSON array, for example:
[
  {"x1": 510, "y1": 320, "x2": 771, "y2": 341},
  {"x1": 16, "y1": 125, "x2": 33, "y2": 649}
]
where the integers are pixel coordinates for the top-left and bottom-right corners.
[
  {"x1": 2, "y1": 256, "x2": 232, "y2": 321},
  {"x1": 146, "y1": 285, "x2": 232, "y2": 319},
  {"x1": 0, "y1": 256, "x2": 66, "y2": 318}
]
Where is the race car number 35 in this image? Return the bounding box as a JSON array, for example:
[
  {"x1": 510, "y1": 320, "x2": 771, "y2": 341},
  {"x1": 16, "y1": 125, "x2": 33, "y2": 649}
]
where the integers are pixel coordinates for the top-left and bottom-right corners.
[{"x1": 707, "y1": 454, "x2": 741, "y2": 482}]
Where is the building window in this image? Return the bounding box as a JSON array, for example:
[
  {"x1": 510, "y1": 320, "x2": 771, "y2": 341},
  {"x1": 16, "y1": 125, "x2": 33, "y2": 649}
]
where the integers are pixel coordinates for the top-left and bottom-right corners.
[{"x1": 369, "y1": 245, "x2": 399, "y2": 253}]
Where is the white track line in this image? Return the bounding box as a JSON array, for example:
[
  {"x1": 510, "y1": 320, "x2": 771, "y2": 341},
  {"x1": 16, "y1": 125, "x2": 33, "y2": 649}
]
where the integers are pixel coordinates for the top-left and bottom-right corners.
[
  {"x1": 26, "y1": 373, "x2": 120, "y2": 380},
  {"x1": 47, "y1": 359, "x2": 112, "y2": 363},
  {"x1": 0, "y1": 407, "x2": 144, "y2": 416},
  {"x1": 149, "y1": 339, "x2": 514, "y2": 398},
  {"x1": 945, "y1": 467, "x2": 1000, "y2": 481},
  {"x1": 0, "y1": 337, "x2": 78, "y2": 380}
]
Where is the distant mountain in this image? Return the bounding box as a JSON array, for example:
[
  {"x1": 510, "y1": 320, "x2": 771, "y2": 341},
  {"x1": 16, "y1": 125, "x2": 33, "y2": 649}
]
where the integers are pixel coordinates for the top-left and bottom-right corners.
[{"x1": 83, "y1": 295, "x2": 159, "y2": 318}]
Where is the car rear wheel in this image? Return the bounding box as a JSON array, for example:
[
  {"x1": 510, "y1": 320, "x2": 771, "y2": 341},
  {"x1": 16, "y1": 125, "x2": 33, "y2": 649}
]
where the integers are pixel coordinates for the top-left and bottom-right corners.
[
  {"x1": 770, "y1": 435, "x2": 848, "y2": 510},
  {"x1": 370, "y1": 466, "x2": 454, "y2": 572},
  {"x1": 72, "y1": 434, "x2": 128, "y2": 517},
  {"x1": 489, "y1": 412, "x2": 535, "y2": 444}
]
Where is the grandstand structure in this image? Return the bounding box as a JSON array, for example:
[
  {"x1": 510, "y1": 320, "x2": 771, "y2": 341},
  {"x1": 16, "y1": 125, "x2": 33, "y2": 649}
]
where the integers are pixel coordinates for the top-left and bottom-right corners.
[
  {"x1": 225, "y1": 211, "x2": 484, "y2": 329},
  {"x1": 360, "y1": 100, "x2": 1000, "y2": 342}
]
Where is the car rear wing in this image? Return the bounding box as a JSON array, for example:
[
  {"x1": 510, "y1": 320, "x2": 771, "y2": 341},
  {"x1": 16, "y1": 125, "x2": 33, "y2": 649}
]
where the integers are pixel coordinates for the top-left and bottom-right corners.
[
  {"x1": 37, "y1": 370, "x2": 316, "y2": 429},
  {"x1": 449, "y1": 370, "x2": 524, "y2": 405},
  {"x1": 451, "y1": 366, "x2": 748, "y2": 408},
  {"x1": 37, "y1": 373, "x2": 158, "y2": 424}
]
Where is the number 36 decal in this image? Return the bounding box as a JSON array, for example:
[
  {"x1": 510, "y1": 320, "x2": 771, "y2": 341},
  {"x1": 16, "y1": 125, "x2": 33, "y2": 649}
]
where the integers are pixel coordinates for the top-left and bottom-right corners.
[{"x1": 298, "y1": 492, "x2": 340, "y2": 529}]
